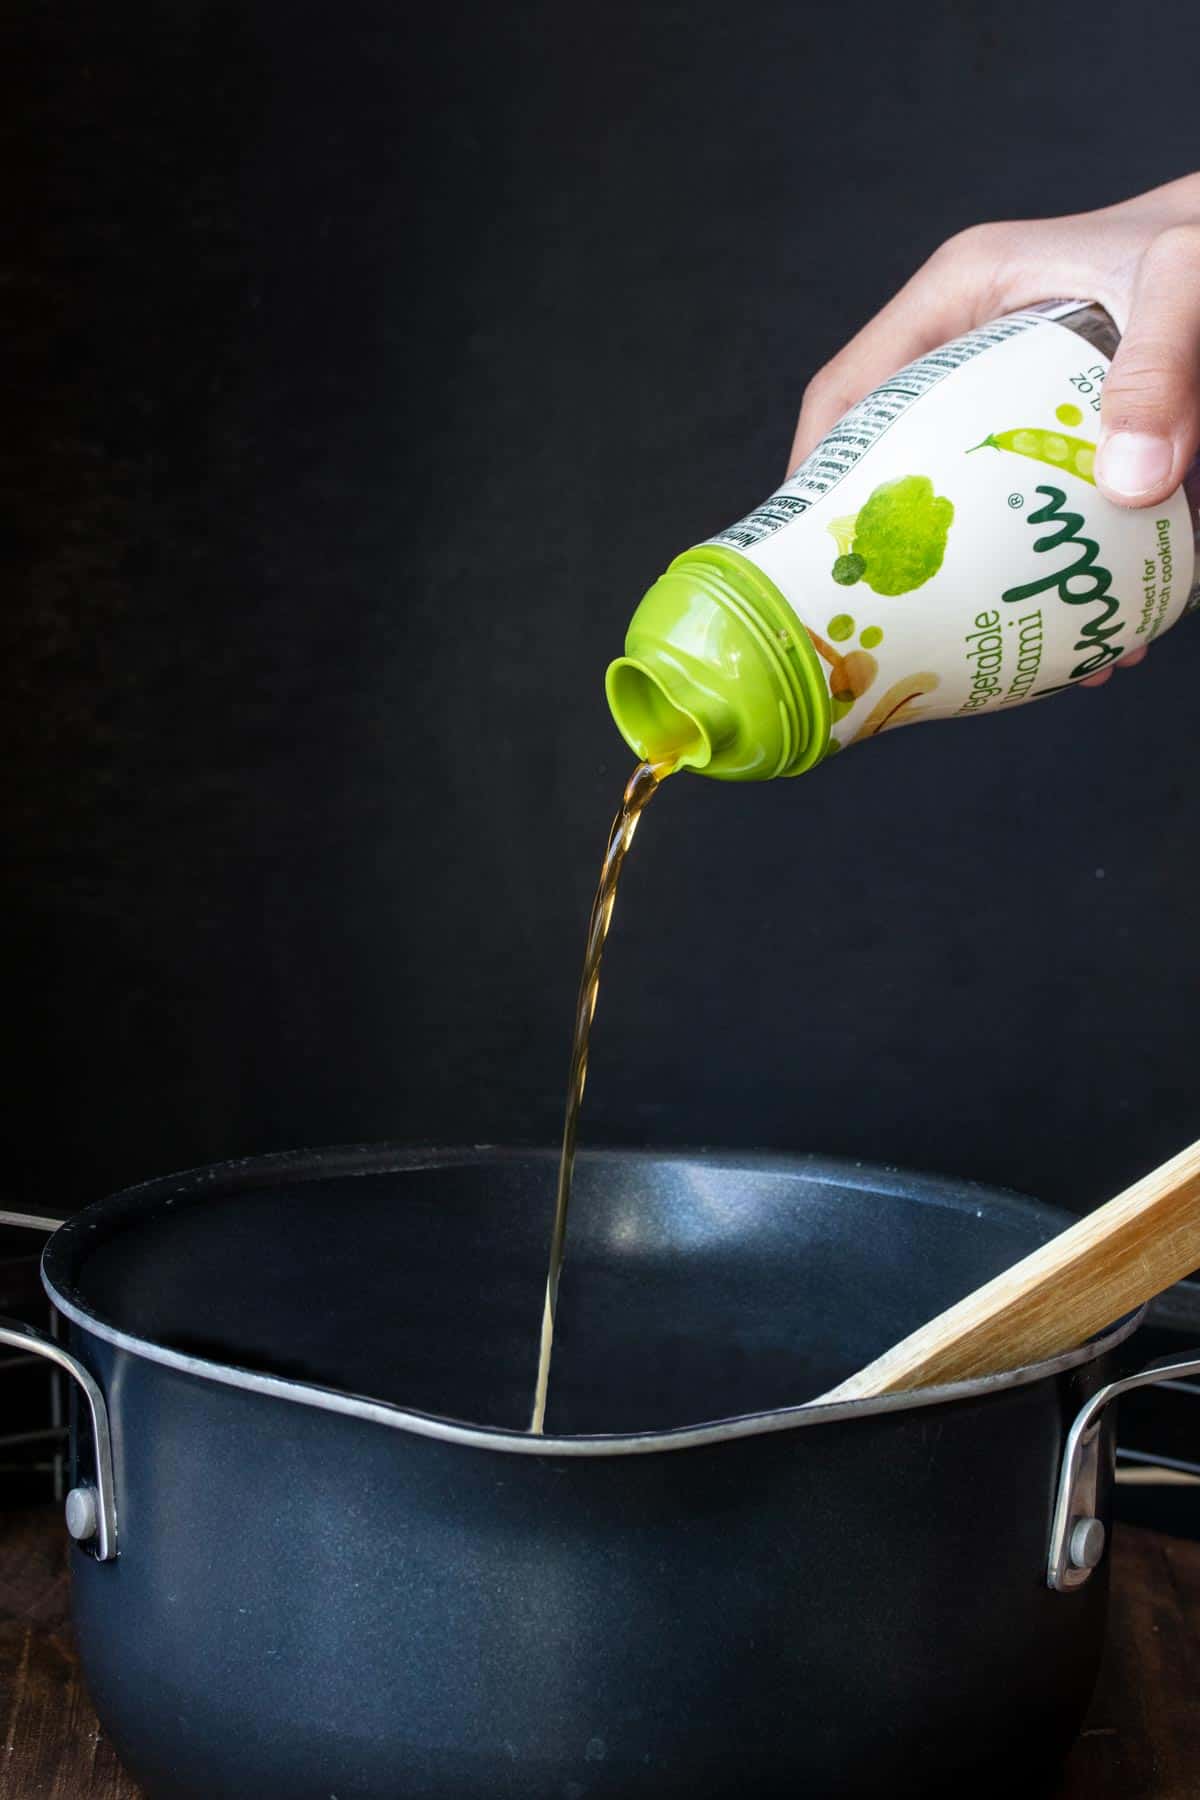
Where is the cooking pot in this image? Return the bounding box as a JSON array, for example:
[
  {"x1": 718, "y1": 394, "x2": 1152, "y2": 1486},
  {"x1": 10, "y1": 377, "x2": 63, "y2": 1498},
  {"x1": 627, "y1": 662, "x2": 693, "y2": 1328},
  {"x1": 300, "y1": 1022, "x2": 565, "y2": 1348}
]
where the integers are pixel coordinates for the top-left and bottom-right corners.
[{"x1": 3, "y1": 1145, "x2": 1196, "y2": 1799}]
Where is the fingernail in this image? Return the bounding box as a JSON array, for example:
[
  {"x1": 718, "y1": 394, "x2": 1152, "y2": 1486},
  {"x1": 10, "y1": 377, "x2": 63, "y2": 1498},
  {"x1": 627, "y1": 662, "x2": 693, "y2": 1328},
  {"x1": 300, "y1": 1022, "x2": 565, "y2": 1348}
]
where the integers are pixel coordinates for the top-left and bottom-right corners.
[{"x1": 1096, "y1": 431, "x2": 1174, "y2": 500}]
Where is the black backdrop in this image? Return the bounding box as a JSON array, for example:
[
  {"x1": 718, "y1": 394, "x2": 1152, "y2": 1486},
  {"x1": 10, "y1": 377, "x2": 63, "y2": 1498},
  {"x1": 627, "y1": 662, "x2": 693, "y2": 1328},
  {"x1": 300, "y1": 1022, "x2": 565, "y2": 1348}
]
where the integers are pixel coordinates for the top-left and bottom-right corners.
[{"x1": 5, "y1": 0, "x2": 1200, "y2": 1219}]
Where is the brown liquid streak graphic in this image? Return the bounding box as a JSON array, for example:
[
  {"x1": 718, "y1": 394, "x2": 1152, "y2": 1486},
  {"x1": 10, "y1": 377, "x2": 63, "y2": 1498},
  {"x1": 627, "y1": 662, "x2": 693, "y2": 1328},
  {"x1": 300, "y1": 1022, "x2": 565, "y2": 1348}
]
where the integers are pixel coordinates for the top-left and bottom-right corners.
[{"x1": 529, "y1": 759, "x2": 671, "y2": 1433}]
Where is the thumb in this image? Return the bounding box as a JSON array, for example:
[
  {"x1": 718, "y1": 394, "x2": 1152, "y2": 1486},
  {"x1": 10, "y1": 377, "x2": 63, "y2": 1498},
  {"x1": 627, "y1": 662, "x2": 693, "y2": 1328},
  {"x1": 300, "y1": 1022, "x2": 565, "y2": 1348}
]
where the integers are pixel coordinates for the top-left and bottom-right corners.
[{"x1": 1096, "y1": 225, "x2": 1200, "y2": 507}]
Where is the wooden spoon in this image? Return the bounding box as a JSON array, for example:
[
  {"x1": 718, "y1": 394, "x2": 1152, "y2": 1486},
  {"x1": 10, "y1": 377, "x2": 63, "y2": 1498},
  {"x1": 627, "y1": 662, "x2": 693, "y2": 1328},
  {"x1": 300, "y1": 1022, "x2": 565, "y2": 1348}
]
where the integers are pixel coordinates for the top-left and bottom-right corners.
[{"x1": 817, "y1": 1136, "x2": 1200, "y2": 1404}]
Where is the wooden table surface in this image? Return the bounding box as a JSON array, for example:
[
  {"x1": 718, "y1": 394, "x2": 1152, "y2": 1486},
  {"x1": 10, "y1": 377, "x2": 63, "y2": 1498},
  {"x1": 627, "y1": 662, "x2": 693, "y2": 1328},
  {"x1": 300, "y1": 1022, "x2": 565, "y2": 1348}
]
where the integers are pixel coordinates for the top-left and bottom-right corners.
[{"x1": 1, "y1": 1506, "x2": 1197, "y2": 1798}]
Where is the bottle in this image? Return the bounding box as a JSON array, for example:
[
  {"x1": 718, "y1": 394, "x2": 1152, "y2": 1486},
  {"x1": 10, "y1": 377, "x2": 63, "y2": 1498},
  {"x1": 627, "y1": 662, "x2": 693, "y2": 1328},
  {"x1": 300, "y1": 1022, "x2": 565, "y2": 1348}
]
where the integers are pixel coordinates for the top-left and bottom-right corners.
[{"x1": 606, "y1": 302, "x2": 1200, "y2": 779}]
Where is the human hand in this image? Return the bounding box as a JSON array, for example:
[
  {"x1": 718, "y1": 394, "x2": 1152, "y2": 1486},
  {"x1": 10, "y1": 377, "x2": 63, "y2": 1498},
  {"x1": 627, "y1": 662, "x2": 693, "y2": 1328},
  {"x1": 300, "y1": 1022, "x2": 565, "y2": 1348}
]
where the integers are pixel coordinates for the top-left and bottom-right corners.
[{"x1": 789, "y1": 172, "x2": 1200, "y2": 686}]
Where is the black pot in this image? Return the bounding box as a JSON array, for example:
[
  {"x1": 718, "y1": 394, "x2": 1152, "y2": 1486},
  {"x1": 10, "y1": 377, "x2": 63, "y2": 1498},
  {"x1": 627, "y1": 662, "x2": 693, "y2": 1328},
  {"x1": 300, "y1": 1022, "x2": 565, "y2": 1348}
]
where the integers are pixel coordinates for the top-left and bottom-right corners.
[{"x1": 2, "y1": 1146, "x2": 1195, "y2": 1800}]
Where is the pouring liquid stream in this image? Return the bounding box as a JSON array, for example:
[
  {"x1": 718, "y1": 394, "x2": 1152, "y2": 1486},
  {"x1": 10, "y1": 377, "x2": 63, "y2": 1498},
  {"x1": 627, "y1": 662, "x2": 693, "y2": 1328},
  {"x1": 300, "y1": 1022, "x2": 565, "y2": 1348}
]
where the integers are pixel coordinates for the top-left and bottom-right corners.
[{"x1": 529, "y1": 757, "x2": 674, "y2": 1434}]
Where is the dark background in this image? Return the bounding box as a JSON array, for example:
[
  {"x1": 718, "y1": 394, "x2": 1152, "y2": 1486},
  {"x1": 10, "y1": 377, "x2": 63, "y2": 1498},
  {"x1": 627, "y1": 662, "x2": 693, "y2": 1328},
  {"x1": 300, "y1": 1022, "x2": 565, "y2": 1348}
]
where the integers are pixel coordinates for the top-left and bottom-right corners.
[{"x1": 4, "y1": 0, "x2": 1200, "y2": 1225}]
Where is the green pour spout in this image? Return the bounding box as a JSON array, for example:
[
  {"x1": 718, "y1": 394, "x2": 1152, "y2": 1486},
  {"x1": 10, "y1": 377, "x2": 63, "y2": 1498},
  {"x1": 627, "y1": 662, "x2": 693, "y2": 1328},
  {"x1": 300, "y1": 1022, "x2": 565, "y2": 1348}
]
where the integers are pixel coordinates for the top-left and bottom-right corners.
[{"x1": 605, "y1": 545, "x2": 831, "y2": 781}]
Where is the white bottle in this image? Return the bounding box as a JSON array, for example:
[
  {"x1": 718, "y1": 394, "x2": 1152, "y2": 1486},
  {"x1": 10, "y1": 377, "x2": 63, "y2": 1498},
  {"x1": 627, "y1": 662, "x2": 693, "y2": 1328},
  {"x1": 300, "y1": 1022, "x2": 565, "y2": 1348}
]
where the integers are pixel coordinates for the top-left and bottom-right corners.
[{"x1": 606, "y1": 302, "x2": 1200, "y2": 779}]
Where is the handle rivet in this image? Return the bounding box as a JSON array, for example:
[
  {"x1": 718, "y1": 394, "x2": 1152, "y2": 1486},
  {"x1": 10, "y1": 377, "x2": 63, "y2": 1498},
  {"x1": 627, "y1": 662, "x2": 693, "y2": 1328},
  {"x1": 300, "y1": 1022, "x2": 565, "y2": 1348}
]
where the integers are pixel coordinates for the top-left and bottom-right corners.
[
  {"x1": 1069, "y1": 1516, "x2": 1106, "y2": 1570},
  {"x1": 65, "y1": 1485, "x2": 99, "y2": 1543}
]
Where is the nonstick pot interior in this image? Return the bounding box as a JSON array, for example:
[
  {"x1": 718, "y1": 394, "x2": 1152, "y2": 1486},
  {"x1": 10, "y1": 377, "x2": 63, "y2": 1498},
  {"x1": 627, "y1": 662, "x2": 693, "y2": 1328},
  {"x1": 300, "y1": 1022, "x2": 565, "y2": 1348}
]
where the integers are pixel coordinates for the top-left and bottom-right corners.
[{"x1": 44, "y1": 1147, "x2": 1081, "y2": 1436}]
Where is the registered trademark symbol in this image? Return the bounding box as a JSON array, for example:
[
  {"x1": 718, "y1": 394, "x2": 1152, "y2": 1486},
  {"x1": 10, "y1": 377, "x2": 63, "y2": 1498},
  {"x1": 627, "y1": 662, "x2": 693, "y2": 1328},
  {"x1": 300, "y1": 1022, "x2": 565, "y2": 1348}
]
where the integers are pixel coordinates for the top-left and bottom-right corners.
[{"x1": 1008, "y1": 492, "x2": 1024, "y2": 509}]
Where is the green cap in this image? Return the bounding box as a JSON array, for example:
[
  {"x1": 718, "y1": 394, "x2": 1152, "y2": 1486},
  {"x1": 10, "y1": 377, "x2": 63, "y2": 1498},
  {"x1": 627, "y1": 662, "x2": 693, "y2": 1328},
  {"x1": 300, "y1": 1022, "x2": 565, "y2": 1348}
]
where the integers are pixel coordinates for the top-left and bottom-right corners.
[{"x1": 605, "y1": 545, "x2": 830, "y2": 780}]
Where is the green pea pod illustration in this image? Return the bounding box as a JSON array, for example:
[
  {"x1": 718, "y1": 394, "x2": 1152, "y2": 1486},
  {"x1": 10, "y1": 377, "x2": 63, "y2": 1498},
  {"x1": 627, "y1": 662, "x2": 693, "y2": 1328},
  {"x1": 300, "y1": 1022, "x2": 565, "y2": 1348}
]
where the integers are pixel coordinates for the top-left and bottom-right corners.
[{"x1": 968, "y1": 427, "x2": 1095, "y2": 485}]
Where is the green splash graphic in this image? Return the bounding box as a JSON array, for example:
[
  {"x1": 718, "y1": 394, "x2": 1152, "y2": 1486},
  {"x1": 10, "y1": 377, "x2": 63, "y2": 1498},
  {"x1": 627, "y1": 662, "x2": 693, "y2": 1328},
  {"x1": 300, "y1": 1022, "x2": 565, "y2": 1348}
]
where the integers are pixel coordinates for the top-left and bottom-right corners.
[{"x1": 828, "y1": 475, "x2": 954, "y2": 596}]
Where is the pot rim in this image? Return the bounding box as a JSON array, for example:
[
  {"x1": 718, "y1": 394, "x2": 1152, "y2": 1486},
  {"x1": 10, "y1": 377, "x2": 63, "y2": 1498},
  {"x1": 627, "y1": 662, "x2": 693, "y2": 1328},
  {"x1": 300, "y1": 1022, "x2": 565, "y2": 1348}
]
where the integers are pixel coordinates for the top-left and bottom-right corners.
[{"x1": 41, "y1": 1143, "x2": 1144, "y2": 1458}]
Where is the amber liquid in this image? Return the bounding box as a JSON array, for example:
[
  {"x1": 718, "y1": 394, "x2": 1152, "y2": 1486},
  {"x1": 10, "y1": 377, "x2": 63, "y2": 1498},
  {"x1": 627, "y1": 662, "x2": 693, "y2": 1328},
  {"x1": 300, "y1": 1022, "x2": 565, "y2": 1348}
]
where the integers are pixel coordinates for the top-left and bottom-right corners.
[{"x1": 529, "y1": 758, "x2": 673, "y2": 1433}]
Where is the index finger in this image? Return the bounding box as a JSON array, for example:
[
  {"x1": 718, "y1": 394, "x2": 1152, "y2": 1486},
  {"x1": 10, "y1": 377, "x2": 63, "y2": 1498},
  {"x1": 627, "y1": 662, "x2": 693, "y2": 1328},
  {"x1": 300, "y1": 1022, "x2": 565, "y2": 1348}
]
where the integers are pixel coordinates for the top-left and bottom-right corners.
[{"x1": 788, "y1": 228, "x2": 1016, "y2": 473}]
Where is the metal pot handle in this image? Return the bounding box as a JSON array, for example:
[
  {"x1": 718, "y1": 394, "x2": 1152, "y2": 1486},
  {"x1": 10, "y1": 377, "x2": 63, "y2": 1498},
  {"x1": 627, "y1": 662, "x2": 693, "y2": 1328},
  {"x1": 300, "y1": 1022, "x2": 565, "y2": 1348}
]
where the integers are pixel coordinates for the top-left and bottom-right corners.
[
  {"x1": 0, "y1": 1209, "x2": 115, "y2": 1557},
  {"x1": 1047, "y1": 1348, "x2": 1200, "y2": 1593},
  {"x1": 0, "y1": 1316, "x2": 118, "y2": 1561}
]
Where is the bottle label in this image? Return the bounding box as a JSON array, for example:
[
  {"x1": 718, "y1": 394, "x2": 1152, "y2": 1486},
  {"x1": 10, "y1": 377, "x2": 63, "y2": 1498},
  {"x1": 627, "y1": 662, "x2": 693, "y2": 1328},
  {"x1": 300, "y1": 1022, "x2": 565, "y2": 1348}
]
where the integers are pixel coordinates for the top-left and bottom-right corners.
[{"x1": 706, "y1": 313, "x2": 1196, "y2": 752}]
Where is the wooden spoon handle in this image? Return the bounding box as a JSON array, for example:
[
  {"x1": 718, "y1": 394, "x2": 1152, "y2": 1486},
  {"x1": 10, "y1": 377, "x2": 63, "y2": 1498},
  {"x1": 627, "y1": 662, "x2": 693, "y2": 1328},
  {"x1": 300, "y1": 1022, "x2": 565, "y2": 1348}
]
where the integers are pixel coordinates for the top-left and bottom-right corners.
[{"x1": 818, "y1": 1137, "x2": 1200, "y2": 1404}]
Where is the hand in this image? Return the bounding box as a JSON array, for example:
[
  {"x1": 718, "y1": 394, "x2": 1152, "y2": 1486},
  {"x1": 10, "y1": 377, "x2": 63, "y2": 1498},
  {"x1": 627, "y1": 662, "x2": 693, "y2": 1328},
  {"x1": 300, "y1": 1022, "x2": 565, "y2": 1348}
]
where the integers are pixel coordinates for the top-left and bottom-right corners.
[{"x1": 789, "y1": 172, "x2": 1200, "y2": 686}]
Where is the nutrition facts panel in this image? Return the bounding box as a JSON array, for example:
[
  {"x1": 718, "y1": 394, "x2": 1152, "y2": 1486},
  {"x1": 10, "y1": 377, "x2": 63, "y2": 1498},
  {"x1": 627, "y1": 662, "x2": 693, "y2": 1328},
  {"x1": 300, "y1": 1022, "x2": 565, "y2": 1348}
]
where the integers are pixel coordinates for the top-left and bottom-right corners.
[{"x1": 711, "y1": 312, "x2": 1043, "y2": 552}]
